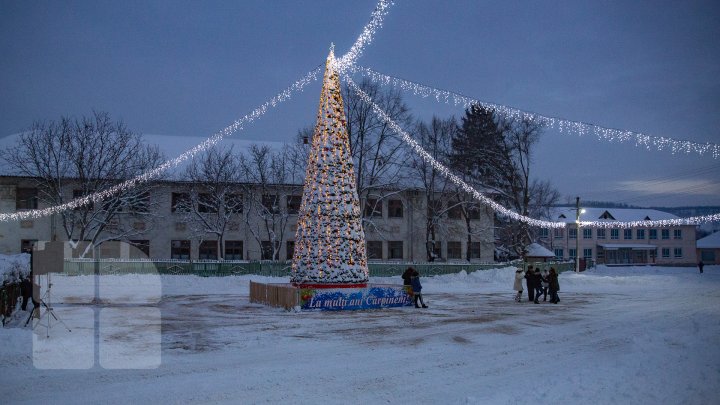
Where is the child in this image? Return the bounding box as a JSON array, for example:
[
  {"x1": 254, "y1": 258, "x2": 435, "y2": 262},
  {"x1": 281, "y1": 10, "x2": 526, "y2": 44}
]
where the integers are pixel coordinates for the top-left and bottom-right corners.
[
  {"x1": 513, "y1": 267, "x2": 524, "y2": 302},
  {"x1": 410, "y1": 269, "x2": 428, "y2": 308}
]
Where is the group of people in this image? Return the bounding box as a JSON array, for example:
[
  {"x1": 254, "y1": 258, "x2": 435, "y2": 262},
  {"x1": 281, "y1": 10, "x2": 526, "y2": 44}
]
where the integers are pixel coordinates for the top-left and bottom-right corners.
[{"x1": 514, "y1": 266, "x2": 560, "y2": 304}]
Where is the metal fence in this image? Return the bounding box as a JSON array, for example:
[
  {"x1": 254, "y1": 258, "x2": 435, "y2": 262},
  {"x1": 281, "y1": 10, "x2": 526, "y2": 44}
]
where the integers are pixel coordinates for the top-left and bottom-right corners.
[{"x1": 60, "y1": 259, "x2": 575, "y2": 278}]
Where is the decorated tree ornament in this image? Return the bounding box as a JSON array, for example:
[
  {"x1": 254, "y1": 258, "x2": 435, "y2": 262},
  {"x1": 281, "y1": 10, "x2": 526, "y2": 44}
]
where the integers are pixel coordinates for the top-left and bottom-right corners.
[{"x1": 291, "y1": 48, "x2": 369, "y2": 285}]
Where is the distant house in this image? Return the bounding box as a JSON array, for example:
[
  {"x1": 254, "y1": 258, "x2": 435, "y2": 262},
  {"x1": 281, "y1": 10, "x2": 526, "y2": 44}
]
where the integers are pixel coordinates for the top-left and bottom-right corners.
[
  {"x1": 697, "y1": 232, "x2": 720, "y2": 265},
  {"x1": 525, "y1": 242, "x2": 555, "y2": 263},
  {"x1": 538, "y1": 207, "x2": 697, "y2": 266}
]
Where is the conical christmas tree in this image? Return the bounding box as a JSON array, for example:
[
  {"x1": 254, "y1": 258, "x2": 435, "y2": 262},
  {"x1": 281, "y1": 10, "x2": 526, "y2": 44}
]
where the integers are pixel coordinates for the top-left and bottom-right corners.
[{"x1": 291, "y1": 48, "x2": 369, "y2": 285}]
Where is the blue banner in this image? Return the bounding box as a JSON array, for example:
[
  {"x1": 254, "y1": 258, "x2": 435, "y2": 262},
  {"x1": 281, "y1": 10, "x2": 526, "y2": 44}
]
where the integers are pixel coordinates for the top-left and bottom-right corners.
[{"x1": 300, "y1": 284, "x2": 413, "y2": 311}]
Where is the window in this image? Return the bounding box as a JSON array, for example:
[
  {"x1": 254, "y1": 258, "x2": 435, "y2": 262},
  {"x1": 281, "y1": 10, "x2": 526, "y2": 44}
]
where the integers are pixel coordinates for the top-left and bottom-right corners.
[
  {"x1": 554, "y1": 248, "x2": 564, "y2": 259},
  {"x1": 673, "y1": 229, "x2": 682, "y2": 240},
  {"x1": 20, "y1": 239, "x2": 38, "y2": 254},
  {"x1": 447, "y1": 241, "x2": 462, "y2": 259},
  {"x1": 387, "y1": 199, "x2": 403, "y2": 218},
  {"x1": 649, "y1": 229, "x2": 658, "y2": 240},
  {"x1": 285, "y1": 241, "x2": 295, "y2": 261},
  {"x1": 610, "y1": 229, "x2": 619, "y2": 240},
  {"x1": 427, "y1": 199, "x2": 443, "y2": 218},
  {"x1": 364, "y1": 198, "x2": 382, "y2": 217},
  {"x1": 469, "y1": 242, "x2": 482, "y2": 259},
  {"x1": 636, "y1": 229, "x2": 646, "y2": 240},
  {"x1": 597, "y1": 228, "x2": 606, "y2": 239},
  {"x1": 429, "y1": 241, "x2": 442, "y2": 260},
  {"x1": 673, "y1": 248, "x2": 683, "y2": 258},
  {"x1": 569, "y1": 249, "x2": 577, "y2": 260},
  {"x1": 553, "y1": 228, "x2": 564, "y2": 239},
  {"x1": 224, "y1": 241, "x2": 243, "y2": 260},
  {"x1": 128, "y1": 192, "x2": 150, "y2": 213},
  {"x1": 661, "y1": 248, "x2": 670, "y2": 258},
  {"x1": 447, "y1": 202, "x2": 463, "y2": 220},
  {"x1": 661, "y1": 229, "x2": 670, "y2": 240},
  {"x1": 16, "y1": 188, "x2": 38, "y2": 210},
  {"x1": 172, "y1": 192, "x2": 191, "y2": 213},
  {"x1": 171, "y1": 240, "x2": 191, "y2": 260},
  {"x1": 287, "y1": 195, "x2": 302, "y2": 215},
  {"x1": 198, "y1": 193, "x2": 217, "y2": 213},
  {"x1": 583, "y1": 248, "x2": 593, "y2": 260},
  {"x1": 539, "y1": 228, "x2": 549, "y2": 239},
  {"x1": 99, "y1": 241, "x2": 121, "y2": 259},
  {"x1": 199, "y1": 241, "x2": 218, "y2": 260},
  {"x1": 366, "y1": 241, "x2": 382, "y2": 260},
  {"x1": 583, "y1": 228, "x2": 592, "y2": 239},
  {"x1": 129, "y1": 240, "x2": 150, "y2": 259},
  {"x1": 225, "y1": 194, "x2": 243, "y2": 214},
  {"x1": 261, "y1": 241, "x2": 276, "y2": 260},
  {"x1": 388, "y1": 241, "x2": 403, "y2": 260},
  {"x1": 624, "y1": 229, "x2": 632, "y2": 240},
  {"x1": 467, "y1": 207, "x2": 481, "y2": 220},
  {"x1": 262, "y1": 195, "x2": 280, "y2": 214},
  {"x1": 569, "y1": 228, "x2": 577, "y2": 239}
]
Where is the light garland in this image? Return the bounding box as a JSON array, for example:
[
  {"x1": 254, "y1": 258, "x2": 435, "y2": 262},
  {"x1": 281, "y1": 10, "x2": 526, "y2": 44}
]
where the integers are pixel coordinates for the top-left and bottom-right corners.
[
  {"x1": 334, "y1": 0, "x2": 393, "y2": 74},
  {"x1": 0, "y1": 66, "x2": 323, "y2": 223},
  {"x1": 347, "y1": 65, "x2": 720, "y2": 159},
  {"x1": 344, "y1": 74, "x2": 720, "y2": 228}
]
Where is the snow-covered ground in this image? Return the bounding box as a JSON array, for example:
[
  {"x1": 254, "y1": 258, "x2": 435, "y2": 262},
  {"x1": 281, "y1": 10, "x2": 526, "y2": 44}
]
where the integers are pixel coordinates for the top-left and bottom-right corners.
[{"x1": 1, "y1": 265, "x2": 718, "y2": 404}]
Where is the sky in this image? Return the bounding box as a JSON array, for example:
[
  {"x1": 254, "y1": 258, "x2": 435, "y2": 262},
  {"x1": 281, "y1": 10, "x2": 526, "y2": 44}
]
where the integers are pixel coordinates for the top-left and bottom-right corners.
[
  {"x1": 1, "y1": 260, "x2": 719, "y2": 403},
  {"x1": 1, "y1": 0, "x2": 719, "y2": 207}
]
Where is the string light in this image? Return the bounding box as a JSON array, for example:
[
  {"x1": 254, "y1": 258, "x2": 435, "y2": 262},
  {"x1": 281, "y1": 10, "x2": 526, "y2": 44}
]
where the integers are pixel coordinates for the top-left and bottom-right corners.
[
  {"x1": 346, "y1": 65, "x2": 720, "y2": 159},
  {"x1": 334, "y1": 0, "x2": 393, "y2": 74},
  {"x1": 0, "y1": 66, "x2": 323, "y2": 223},
  {"x1": 344, "y1": 75, "x2": 720, "y2": 228}
]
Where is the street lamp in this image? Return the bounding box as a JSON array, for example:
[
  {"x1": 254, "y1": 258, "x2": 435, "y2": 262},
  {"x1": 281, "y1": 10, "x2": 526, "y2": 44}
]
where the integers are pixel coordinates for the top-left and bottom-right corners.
[{"x1": 575, "y1": 196, "x2": 586, "y2": 272}]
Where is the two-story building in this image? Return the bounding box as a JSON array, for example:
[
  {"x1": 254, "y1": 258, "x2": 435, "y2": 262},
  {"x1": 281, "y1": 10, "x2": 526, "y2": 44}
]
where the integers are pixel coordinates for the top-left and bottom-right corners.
[
  {"x1": 539, "y1": 207, "x2": 697, "y2": 266},
  {"x1": 0, "y1": 176, "x2": 495, "y2": 263}
]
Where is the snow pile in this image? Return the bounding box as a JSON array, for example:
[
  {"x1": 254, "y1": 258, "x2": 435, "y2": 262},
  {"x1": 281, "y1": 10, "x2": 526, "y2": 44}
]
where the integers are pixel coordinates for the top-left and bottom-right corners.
[{"x1": 0, "y1": 253, "x2": 30, "y2": 284}]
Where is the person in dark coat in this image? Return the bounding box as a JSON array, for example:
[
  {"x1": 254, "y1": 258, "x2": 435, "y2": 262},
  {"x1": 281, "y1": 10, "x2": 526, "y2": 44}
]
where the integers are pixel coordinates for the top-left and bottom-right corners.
[
  {"x1": 698, "y1": 261, "x2": 704, "y2": 274},
  {"x1": 532, "y1": 268, "x2": 544, "y2": 304},
  {"x1": 524, "y1": 267, "x2": 536, "y2": 302},
  {"x1": 20, "y1": 275, "x2": 33, "y2": 311},
  {"x1": 402, "y1": 267, "x2": 414, "y2": 286},
  {"x1": 548, "y1": 267, "x2": 560, "y2": 304},
  {"x1": 410, "y1": 269, "x2": 428, "y2": 308}
]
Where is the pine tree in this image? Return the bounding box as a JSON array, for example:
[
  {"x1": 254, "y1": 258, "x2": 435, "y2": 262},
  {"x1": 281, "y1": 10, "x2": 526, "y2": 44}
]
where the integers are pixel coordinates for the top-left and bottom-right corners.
[{"x1": 290, "y1": 48, "x2": 369, "y2": 285}]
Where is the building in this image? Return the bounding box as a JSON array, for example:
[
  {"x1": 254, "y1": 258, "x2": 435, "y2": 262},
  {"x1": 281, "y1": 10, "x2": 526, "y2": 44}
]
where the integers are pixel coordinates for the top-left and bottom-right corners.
[
  {"x1": 697, "y1": 231, "x2": 720, "y2": 265},
  {"x1": 0, "y1": 176, "x2": 495, "y2": 263},
  {"x1": 539, "y1": 207, "x2": 697, "y2": 266}
]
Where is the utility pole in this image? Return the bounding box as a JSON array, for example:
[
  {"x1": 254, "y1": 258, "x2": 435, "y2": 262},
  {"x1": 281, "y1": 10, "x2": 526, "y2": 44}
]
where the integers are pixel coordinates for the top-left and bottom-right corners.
[{"x1": 575, "y1": 196, "x2": 582, "y2": 272}]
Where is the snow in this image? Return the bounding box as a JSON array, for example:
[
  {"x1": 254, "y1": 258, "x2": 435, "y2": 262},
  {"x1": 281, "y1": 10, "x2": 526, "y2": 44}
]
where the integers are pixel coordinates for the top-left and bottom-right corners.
[
  {"x1": 697, "y1": 231, "x2": 720, "y2": 248},
  {"x1": 1, "y1": 264, "x2": 718, "y2": 404}
]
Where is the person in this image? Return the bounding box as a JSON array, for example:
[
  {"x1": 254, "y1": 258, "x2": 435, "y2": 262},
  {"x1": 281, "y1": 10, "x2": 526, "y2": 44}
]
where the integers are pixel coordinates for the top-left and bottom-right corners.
[
  {"x1": 548, "y1": 267, "x2": 560, "y2": 304},
  {"x1": 20, "y1": 275, "x2": 32, "y2": 311},
  {"x1": 402, "y1": 267, "x2": 414, "y2": 286},
  {"x1": 410, "y1": 269, "x2": 428, "y2": 308},
  {"x1": 698, "y1": 261, "x2": 704, "y2": 274},
  {"x1": 539, "y1": 270, "x2": 549, "y2": 302},
  {"x1": 513, "y1": 267, "x2": 524, "y2": 302},
  {"x1": 524, "y1": 266, "x2": 536, "y2": 302},
  {"x1": 533, "y1": 268, "x2": 544, "y2": 304}
]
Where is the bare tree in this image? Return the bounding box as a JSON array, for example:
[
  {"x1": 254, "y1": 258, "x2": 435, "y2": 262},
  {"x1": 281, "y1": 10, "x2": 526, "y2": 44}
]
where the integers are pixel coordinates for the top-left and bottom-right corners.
[
  {"x1": 0, "y1": 111, "x2": 164, "y2": 256},
  {"x1": 238, "y1": 144, "x2": 302, "y2": 261},
  {"x1": 177, "y1": 145, "x2": 244, "y2": 259},
  {"x1": 342, "y1": 79, "x2": 413, "y2": 232}
]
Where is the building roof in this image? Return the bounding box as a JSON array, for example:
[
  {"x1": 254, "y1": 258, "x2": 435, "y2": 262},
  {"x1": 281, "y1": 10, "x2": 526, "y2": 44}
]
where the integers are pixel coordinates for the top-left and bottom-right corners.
[
  {"x1": 697, "y1": 231, "x2": 720, "y2": 249},
  {"x1": 549, "y1": 207, "x2": 679, "y2": 224},
  {"x1": 526, "y1": 242, "x2": 555, "y2": 257}
]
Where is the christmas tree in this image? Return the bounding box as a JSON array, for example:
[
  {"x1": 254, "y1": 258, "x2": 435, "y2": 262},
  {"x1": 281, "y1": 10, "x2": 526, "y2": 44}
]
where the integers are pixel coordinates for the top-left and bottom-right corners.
[{"x1": 290, "y1": 47, "x2": 369, "y2": 285}]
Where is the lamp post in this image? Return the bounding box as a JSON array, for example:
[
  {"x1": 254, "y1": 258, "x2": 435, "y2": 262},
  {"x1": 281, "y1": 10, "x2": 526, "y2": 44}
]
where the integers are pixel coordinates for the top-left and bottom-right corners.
[{"x1": 575, "y1": 196, "x2": 586, "y2": 272}]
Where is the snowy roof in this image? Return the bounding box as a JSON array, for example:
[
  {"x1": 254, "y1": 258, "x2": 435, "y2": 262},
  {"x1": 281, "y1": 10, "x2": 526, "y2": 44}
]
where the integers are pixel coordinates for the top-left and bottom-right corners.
[
  {"x1": 526, "y1": 242, "x2": 555, "y2": 257},
  {"x1": 697, "y1": 231, "x2": 720, "y2": 249},
  {"x1": 549, "y1": 207, "x2": 678, "y2": 224}
]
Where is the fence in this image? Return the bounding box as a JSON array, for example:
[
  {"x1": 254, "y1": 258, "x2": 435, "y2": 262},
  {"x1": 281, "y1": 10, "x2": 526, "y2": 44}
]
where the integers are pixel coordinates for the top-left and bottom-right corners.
[{"x1": 61, "y1": 259, "x2": 533, "y2": 277}]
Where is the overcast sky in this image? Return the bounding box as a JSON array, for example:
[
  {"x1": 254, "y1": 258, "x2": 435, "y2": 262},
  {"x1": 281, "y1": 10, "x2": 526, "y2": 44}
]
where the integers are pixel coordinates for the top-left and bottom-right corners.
[{"x1": 1, "y1": 0, "x2": 719, "y2": 207}]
